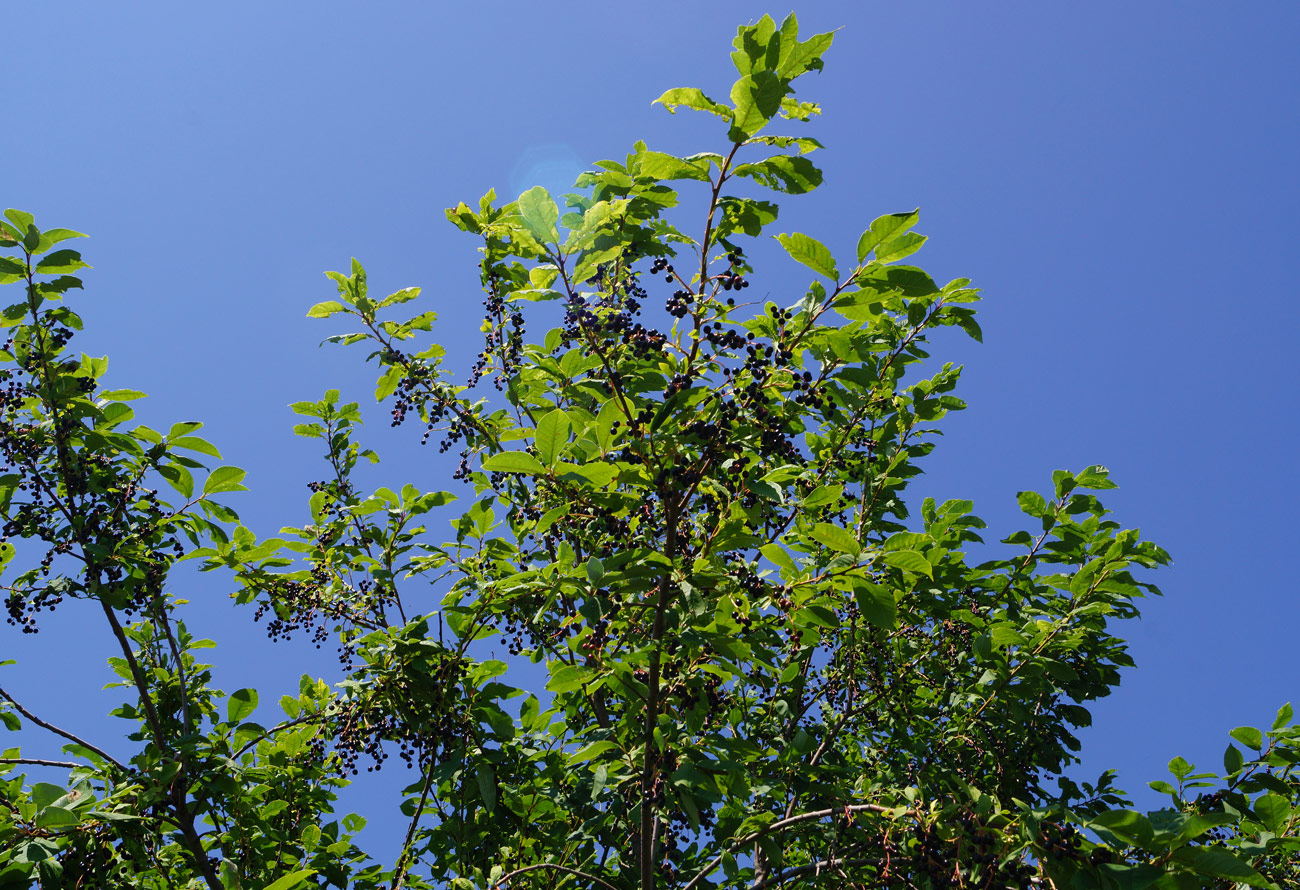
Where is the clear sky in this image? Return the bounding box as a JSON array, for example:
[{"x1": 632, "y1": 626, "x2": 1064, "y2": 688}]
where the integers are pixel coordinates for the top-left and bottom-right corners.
[{"x1": 3, "y1": 0, "x2": 1297, "y2": 865}]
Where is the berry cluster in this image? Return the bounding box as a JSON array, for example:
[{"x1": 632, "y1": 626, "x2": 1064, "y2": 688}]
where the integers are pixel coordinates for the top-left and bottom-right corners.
[
  {"x1": 1037, "y1": 819, "x2": 1083, "y2": 863},
  {"x1": 715, "y1": 252, "x2": 750, "y2": 291},
  {"x1": 561, "y1": 254, "x2": 647, "y2": 346},
  {"x1": 469, "y1": 263, "x2": 527, "y2": 392},
  {"x1": 0, "y1": 312, "x2": 186, "y2": 632},
  {"x1": 330, "y1": 652, "x2": 469, "y2": 774}
]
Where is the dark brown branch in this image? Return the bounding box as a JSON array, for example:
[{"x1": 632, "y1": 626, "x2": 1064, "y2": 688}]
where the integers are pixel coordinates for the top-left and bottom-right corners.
[
  {"x1": 0, "y1": 685, "x2": 126, "y2": 772},
  {"x1": 392, "y1": 752, "x2": 438, "y2": 890},
  {"x1": 0, "y1": 757, "x2": 85, "y2": 769}
]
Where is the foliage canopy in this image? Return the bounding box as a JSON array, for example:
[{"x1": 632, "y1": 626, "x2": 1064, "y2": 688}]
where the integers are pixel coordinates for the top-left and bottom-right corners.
[{"x1": 1, "y1": 13, "x2": 1298, "y2": 890}]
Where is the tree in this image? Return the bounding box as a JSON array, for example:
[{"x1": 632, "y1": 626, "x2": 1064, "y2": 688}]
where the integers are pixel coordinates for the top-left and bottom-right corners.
[{"x1": 0, "y1": 12, "x2": 1297, "y2": 890}]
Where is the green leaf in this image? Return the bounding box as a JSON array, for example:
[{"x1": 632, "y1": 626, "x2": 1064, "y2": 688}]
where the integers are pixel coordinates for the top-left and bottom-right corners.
[
  {"x1": 31, "y1": 783, "x2": 65, "y2": 809},
  {"x1": 774, "y1": 15, "x2": 833, "y2": 78},
  {"x1": 1095, "y1": 863, "x2": 1161, "y2": 890},
  {"x1": 299, "y1": 823, "x2": 321, "y2": 851},
  {"x1": 35, "y1": 805, "x2": 79, "y2": 829},
  {"x1": 856, "y1": 210, "x2": 919, "y2": 263},
  {"x1": 171, "y1": 436, "x2": 222, "y2": 459},
  {"x1": 0, "y1": 258, "x2": 26, "y2": 282},
  {"x1": 882, "y1": 550, "x2": 932, "y2": 578},
  {"x1": 988, "y1": 623, "x2": 1026, "y2": 648},
  {"x1": 883, "y1": 532, "x2": 928, "y2": 551},
  {"x1": 374, "y1": 365, "x2": 403, "y2": 401},
  {"x1": 1075, "y1": 464, "x2": 1118, "y2": 489},
  {"x1": 1229, "y1": 725, "x2": 1263, "y2": 750},
  {"x1": 1091, "y1": 810, "x2": 1155, "y2": 848},
  {"x1": 760, "y1": 543, "x2": 798, "y2": 574},
  {"x1": 1168, "y1": 756, "x2": 1193, "y2": 779},
  {"x1": 775, "y1": 233, "x2": 837, "y2": 280},
  {"x1": 745, "y1": 134, "x2": 823, "y2": 154},
  {"x1": 873, "y1": 232, "x2": 927, "y2": 264},
  {"x1": 99, "y1": 389, "x2": 147, "y2": 401},
  {"x1": 518, "y1": 186, "x2": 559, "y2": 243},
  {"x1": 547, "y1": 665, "x2": 590, "y2": 694},
  {"x1": 715, "y1": 198, "x2": 780, "y2": 239},
  {"x1": 1274, "y1": 702, "x2": 1294, "y2": 729},
  {"x1": 1223, "y1": 743, "x2": 1244, "y2": 775},
  {"x1": 809, "y1": 523, "x2": 859, "y2": 556},
  {"x1": 638, "y1": 151, "x2": 710, "y2": 182},
  {"x1": 1252, "y1": 793, "x2": 1289, "y2": 833},
  {"x1": 32, "y1": 229, "x2": 87, "y2": 256},
  {"x1": 535, "y1": 408, "x2": 571, "y2": 466},
  {"x1": 1017, "y1": 490, "x2": 1049, "y2": 518},
  {"x1": 307, "y1": 301, "x2": 345, "y2": 318},
  {"x1": 653, "y1": 87, "x2": 731, "y2": 119},
  {"x1": 730, "y1": 13, "x2": 832, "y2": 81},
  {"x1": 585, "y1": 557, "x2": 605, "y2": 584},
  {"x1": 482, "y1": 452, "x2": 547, "y2": 475},
  {"x1": 1174, "y1": 847, "x2": 1265, "y2": 885},
  {"x1": 730, "y1": 71, "x2": 789, "y2": 138},
  {"x1": 159, "y1": 463, "x2": 195, "y2": 498},
  {"x1": 260, "y1": 870, "x2": 317, "y2": 890},
  {"x1": 33, "y1": 250, "x2": 88, "y2": 276},
  {"x1": 379, "y1": 286, "x2": 420, "y2": 307},
  {"x1": 853, "y1": 264, "x2": 938, "y2": 297},
  {"x1": 851, "y1": 580, "x2": 896, "y2": 630},
  {"x1": 204, "y1": 466, "x2": 247, "y2": 495},
  {"x1": 802, "y1": 485, "x2": 842, "y2": 508},
  {"x1": 476, "y1": 763, "x2": 497, "y2": 813},
  {"x1": 3, "y1": 209, "x2": 34, "y2": 234},
  {"x1": 732, "y1": 155, "x2": 822, "y2": 194},
  {"x1": 227, "y1": 688, "x2": 258, "y2": 723}
]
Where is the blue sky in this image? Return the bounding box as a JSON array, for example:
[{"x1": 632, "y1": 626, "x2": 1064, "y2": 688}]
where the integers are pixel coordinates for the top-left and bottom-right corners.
[{"x1": 3, "y1": 0, "x2": 1298, "y2": 865}]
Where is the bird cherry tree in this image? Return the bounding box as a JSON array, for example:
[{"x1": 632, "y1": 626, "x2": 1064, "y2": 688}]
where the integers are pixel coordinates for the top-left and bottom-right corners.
[{"x1": 2, "y1": 12, "x2": 1299, "y2": 890}]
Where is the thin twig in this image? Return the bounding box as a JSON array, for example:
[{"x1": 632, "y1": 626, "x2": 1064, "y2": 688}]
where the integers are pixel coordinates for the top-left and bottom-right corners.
[
  {"x1": 681, "y1": 804, "x2": 895, "y2": 890},
  {"x1": 747, "y1": 856, "x2": 877, "y2": 890},
  {"x1": 233, "y1": 714, "x2": 319, "y2": 756},
  {"x1": 392, "y1": 751, "x2": 438, "y2": 890},
  {"x1": 155, "y1": 600, "x2": 192, "y2": 729},
  {"x1": 491, "y1": 863, "x2": 623, "y2": 890}
]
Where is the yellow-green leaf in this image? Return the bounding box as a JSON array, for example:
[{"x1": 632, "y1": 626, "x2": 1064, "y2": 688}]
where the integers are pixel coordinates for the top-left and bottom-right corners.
[
  {"x1": 882, "y1": 549, "x2": 932, "y2": 578},
  {"x1": 482, "y1": 452, "x2": 547, "y2": 475},
  {"x1": 809, "y1": 523, "x2": 859, "y2": 556},
  {"x1": 775, "y1": 232, "x2": 837, "y2": 280}
]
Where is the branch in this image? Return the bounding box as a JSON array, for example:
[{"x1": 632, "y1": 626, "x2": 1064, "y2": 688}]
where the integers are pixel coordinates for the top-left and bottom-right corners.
[
  {"x1": 0, "y1": 685, "x2": 126, "y2": 772},
  {"x1": 0, "y1": 757, "x2": 85, "y2": 769},
  {"x1": 491, "y1": 863, "x2": 623, "y2": 890},
  {"x1": 681, "y1": 804, "x2": 895, "y2": 890},
  {"x1": 392, "y1": 752, "x2": 438, "y2": 890},
  {"x1": 155, "y1": 600, "x2": 192, "y2": 729},
  {"x1": 748, "y1": 856, "x2": 877, "y2": 890},
  {"x1": 640, "y1": 499, "x2": 680, "y2": 890}
]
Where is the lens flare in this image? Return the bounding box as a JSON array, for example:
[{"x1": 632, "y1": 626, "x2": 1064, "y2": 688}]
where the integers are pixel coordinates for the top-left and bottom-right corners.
[{"x1": 509, "y1": 143, "x2": 588, "y2": 214}]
